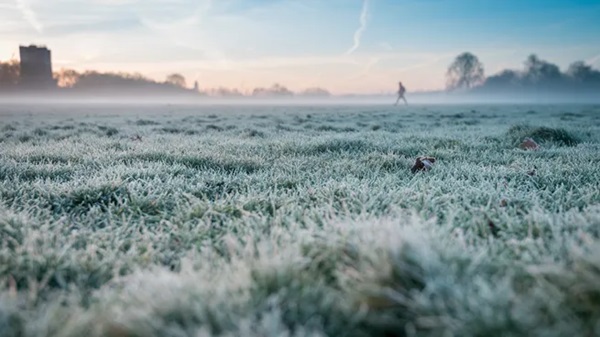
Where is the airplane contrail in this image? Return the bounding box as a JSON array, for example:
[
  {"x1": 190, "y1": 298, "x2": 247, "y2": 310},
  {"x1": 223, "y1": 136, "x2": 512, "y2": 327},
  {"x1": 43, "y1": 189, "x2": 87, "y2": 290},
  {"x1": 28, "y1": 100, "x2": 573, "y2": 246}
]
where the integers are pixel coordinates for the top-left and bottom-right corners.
[
  {"x1": 16, "y1": 0, "x2": 43, "y2": 33},
  {"x1": 346, "y1": 0, "x2": 369, "y2": 55},
  {"x1": 586, "y1": 53, "x2": 600, "y2": 66}
]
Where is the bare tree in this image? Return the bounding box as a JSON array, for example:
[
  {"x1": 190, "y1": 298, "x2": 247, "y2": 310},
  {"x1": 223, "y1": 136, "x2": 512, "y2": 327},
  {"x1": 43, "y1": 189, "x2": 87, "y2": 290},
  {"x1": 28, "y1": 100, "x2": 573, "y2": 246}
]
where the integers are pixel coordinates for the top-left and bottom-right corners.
[
  {"x1": 446, "y1": 52, "x2": 484, "y2": 90},
  {"x1": 0, "y1": 59, "x2": 20, "y2": 88},
  {"x1": 166, "y1": 73, "x2": 187, "y2": 88}
]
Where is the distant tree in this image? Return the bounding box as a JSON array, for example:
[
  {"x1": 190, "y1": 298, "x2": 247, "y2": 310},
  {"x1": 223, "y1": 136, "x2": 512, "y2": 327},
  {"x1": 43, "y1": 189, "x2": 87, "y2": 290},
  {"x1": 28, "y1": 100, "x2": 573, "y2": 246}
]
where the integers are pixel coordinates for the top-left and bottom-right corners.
[
  {"x1": 0, "y1": 59, "x2": 20, "y2": 88},
  {"x1": 468, "y1": 54, "x2": 600, "y2": 95},
  {"x1": 567, "y1": 61, "x2": 600, "y2": 83},
  {"x1": 269, "y1": 83, "x2": 294, "y2": 96},
  {"x1": 166, "y1": 73, "x2": 187, "y2": 88},
  {"x1": 206, "y1": 87, "x2": 244, "y2": 97},
  {"x1": 56, "y1": 70, "x2": 196, "y2": 96},
  {"x1": 252, "y1": 87, "x2": 267, "y2": 96},
  {"x1": 54, "y1": 68, "x2": 80, "y2": 88},
  {"x1": 522, "y1": 54, "x2": 562, "y2": 84},
  {"x1": 299, "y1": 87, "x2": 331, "y2": 97},
  {"x1": 480, "y1": 69, "x2": 521, "y2": 91},
  {"x1": 446, "y1": 52, "x2": 485, "y2": 90},
  {"x1": 252, "y1": 83, "x2": 294, "y2": 97}
]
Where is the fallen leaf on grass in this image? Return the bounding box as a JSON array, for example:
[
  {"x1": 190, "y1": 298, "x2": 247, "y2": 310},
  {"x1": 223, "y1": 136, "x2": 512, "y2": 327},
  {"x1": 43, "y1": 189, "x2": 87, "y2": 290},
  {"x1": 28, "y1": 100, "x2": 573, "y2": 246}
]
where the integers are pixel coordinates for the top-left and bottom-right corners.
[
  {"x1": 519, "y1": 137, "x2": 539, "y2": 150},
  {"x1": 411, "y1": 156, "x2": 436, "y2": 173}
]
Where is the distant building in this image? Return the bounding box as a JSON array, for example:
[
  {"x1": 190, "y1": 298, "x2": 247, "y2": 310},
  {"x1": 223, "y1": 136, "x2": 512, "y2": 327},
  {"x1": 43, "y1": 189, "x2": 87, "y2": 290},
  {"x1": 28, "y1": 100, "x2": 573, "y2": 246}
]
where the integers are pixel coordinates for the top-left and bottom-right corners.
[
  {"x1": 19, "y1": 45, "x2": 56, "y2": 89},
  {"x1": 193, "y1": 81, "x2": 199, "y2": 92}
]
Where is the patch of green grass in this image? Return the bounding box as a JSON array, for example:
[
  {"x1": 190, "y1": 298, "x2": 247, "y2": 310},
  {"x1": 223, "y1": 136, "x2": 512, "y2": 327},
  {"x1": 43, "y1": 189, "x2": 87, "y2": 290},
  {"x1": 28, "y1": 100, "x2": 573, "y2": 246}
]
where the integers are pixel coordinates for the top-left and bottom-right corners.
[
  {"x1": 125, "y1": 153, "x2": 262, "y2": 173},
  {"x1": 17, "y1": 134, "x2": 32, "y2": 142},
  {"x1": 157, "y1": 127, "x2": 185, "y2": 134},
  {"x1": 242, "y1": 129, "x2": 266, "y2": 138},
  {"x1": 97, "y1": 125, "x2": 119, "y2": 136},
  {"x1": 135, "y1": 119, "x2": 160, "y2": 126},
  {"x1": 54, "y1": 183, "x2": 130, "y2": 214},
  {"x1": 33, "y1": 128, "x2": 49, "y2": 137},
  {"x1": 506, "y1": 124, "x2": 580, "y2": 146},
  {"x1": 26, "y1": 154, "x2": 81, "y2": 165},
  {"x1": 0, "y1": 165, "x2": 74, "y2": 182},
  {"x1": 206, "y1": 124, "x2": 224, "y2": 131},
  {"x1": 315, "y1": 125, "x2": 357, "y2": 132},
  {"x1": 2, "y1": 124, "x2": 17, "y2": 132},
  {"x1": 295, "y1": 138, "x2": 373, "y2": 155}
]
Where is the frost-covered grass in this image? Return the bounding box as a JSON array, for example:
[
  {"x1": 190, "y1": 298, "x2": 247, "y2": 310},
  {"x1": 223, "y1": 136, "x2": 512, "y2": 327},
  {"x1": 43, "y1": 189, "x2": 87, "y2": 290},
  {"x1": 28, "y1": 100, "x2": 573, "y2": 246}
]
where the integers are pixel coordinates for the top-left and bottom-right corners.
[{"x1": 0, "y1": 103, "x2": 599, "y2": 337}]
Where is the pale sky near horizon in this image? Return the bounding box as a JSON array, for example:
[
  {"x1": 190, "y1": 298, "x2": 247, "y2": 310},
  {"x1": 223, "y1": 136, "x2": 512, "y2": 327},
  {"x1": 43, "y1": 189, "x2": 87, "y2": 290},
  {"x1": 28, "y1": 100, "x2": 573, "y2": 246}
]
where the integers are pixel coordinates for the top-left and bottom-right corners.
[{"x1": 1, "y1": 0, "x2": 599, "y2": 94}]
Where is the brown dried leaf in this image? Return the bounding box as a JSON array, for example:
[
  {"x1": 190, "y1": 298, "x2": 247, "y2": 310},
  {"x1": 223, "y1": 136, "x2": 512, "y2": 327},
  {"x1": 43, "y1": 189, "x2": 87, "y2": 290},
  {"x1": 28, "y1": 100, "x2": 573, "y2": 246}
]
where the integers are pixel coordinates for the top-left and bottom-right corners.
[
  {"x1": 411, "y1": 156, "x2": 436, "y2": 173},
  {"x1": 519, "y1": 137, "x2": 539, "y2": 150}
]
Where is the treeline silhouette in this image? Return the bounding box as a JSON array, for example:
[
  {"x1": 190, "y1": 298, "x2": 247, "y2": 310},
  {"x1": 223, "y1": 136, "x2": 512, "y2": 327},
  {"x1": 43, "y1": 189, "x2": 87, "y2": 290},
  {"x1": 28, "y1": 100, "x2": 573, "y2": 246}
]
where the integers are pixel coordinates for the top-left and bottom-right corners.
[
  {"x1": 452, "y1": 54, "x2": 600, "y2": 95},
  {"x1": 0, "y1": 61, "x2": 197, "y2": 96},
  {"x1": 54, "y1": 69, "x2": 197, "y2": 96},
  {"x1": 5, "y1": 53, "x2": 597, "y2": 98},
  {"x1": 0, "y1": 62, "x2": 331, "y2": 98}
]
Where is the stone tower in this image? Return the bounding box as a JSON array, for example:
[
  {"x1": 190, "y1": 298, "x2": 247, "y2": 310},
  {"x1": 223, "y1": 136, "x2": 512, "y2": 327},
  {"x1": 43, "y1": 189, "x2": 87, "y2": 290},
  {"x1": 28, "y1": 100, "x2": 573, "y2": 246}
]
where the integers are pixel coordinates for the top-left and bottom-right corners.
[{"x1": 19, "y1": 45, "x2": 56, "y2": 89}]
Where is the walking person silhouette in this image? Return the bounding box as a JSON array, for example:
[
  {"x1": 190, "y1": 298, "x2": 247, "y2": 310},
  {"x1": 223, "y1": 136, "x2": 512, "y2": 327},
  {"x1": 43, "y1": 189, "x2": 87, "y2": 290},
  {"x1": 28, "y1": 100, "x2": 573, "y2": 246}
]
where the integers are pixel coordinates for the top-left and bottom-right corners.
[{"x1": 394, "y1": 81, "x2": 407, "y2": 105}]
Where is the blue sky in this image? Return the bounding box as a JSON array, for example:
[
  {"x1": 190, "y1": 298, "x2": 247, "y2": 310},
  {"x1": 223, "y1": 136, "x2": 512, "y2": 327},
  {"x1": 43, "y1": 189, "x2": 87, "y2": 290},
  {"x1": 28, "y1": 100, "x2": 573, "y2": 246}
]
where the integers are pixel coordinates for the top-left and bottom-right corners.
[{"x1": 1, "y1": 0, "x2": 599, "y2": 93}]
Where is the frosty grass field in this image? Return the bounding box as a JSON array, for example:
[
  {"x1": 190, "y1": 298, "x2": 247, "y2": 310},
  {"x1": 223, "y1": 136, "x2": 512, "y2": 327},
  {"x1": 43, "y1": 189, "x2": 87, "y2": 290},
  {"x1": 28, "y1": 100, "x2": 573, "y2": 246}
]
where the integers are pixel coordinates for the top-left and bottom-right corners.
[{"x1": 0, "y1": 103, "x2": 599, "y2": 337}]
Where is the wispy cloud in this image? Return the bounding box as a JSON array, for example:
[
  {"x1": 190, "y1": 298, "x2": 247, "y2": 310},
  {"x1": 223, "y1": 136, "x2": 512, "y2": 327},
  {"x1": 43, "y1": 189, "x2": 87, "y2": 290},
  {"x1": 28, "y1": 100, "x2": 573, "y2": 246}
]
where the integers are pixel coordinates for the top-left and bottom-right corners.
[
  {"x1": 379, "y1": 42, "x2": 393, "y2": 51},
  {"x1": 345, "y1": 0, "x2": 369, "y2": 55},
  {"x1": 15, "y1": 0, "x2": 43, "y2": 33},
  {"x1": 586, "y1": 53, "x2": 600, "y2": 66},
  {"x1": 347, "y1": 56, "x2": 379, "y2": 80}
]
